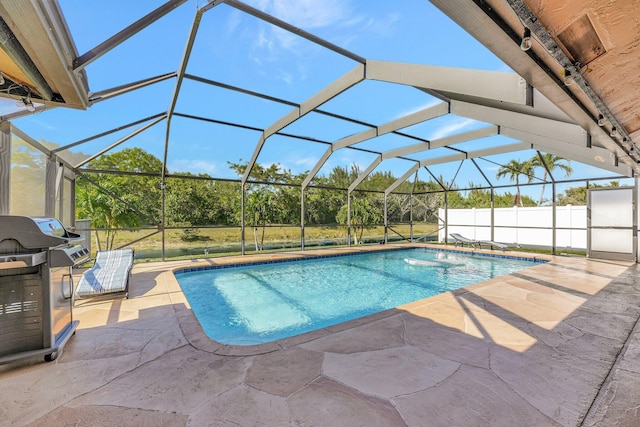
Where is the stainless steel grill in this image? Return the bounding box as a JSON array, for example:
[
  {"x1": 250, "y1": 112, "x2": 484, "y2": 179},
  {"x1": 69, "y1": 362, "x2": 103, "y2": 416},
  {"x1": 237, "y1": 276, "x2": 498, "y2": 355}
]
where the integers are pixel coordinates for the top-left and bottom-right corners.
[{"x1": 0, "y1": 216, "x2": 89, "y2": 364}]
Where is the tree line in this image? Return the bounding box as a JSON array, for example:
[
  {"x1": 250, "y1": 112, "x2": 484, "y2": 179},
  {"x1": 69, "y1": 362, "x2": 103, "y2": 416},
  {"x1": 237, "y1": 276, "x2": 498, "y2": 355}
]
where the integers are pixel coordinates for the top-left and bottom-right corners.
[{"x1": 73, "y1": 148, "x2": 619, "y2": 250}]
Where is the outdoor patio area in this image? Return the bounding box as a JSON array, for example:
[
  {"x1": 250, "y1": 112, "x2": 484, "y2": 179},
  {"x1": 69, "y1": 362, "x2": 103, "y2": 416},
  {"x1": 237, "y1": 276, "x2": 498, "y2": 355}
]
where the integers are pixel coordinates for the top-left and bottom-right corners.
[{"x1": 1, "y1": 244, "x2": 639, "y2": 426}]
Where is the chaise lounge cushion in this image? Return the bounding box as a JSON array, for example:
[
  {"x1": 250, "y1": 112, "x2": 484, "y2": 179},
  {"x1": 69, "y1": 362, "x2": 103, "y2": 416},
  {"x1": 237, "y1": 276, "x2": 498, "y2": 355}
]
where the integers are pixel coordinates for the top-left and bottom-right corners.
[{"x1": 75, "y1": 248, "x2": 134, "y2": 299}]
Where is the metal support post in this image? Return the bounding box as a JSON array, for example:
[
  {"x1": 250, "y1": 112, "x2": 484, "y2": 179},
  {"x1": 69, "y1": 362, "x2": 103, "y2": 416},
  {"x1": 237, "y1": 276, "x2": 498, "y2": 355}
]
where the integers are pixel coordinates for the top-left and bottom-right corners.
[
  {"x1": 347, "y1": 192, "x2": 351, "y2": 247},
  {"x1": 0, "y1": 122, "x2": 11, "y2": 214},
  {"x1": 160, "y1": 180, "x2": 166, "y2": 261},
  {"x1": 384, "y1": 194, "x2": 388, "y2": 244},
  {"x1": 241, "y1": 183, "x2": 246, "y2": 255},
  {"x1": 300, "y1": 188, "x2": 305, "y2": 250},
  {"x1": 552, "y1": 182, "x2": 557, "y2": 255}
]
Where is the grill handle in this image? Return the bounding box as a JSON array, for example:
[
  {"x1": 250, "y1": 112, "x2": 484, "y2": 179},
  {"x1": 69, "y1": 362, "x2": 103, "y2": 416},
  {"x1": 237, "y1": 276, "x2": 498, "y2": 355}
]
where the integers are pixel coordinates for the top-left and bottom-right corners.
[{"x1": 61, "y1": 274, "x2": 74, "y2": 299}]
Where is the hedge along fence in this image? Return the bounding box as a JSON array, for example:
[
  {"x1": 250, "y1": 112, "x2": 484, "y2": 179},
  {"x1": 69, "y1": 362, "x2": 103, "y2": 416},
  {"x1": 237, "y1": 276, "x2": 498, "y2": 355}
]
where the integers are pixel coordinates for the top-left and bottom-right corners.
[{"x1": 439, "y1": 205, "x2": 587, "y2": 250}]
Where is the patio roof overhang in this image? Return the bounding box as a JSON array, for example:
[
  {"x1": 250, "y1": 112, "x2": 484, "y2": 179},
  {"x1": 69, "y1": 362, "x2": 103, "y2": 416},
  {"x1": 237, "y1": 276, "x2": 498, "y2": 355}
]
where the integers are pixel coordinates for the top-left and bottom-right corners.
[{"x1": 0, "y1": 1, "x2": 89, "y2": 109}]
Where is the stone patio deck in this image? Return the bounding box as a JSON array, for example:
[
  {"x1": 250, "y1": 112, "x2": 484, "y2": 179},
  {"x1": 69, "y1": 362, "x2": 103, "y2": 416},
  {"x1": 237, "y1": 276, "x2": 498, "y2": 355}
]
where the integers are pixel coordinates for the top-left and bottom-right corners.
[{"x1": 2, "y1": 244, "x2": 639, "y2": 426}]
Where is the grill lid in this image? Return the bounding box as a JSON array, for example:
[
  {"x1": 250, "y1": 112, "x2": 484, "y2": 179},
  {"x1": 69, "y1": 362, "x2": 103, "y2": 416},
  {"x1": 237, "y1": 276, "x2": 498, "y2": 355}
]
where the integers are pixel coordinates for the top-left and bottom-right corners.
[{"x1": 0, "y1": 216, "x2": 83, "y2": 250}]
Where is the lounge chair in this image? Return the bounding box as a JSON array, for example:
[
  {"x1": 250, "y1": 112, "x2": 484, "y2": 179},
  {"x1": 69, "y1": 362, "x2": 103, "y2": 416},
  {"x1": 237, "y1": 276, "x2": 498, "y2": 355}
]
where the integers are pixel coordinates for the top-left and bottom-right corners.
[
  {"x1": 75, "y1": 248, "x2": 134, "y2": 301},
  {"x1": 478, "y1": 240, "x2": 509, "y2": 251},
  {"x1": 449, "y1": 233, "x2": 480, "y2": 248}
]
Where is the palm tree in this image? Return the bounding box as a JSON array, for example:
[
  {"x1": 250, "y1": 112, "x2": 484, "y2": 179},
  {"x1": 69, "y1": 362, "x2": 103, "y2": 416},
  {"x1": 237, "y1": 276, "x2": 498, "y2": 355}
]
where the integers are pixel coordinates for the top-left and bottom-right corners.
[
  {"x1": 246, "y1": 187, "x2": 274, "y2": 251},
  {"x1": 530, "y1": 154, "x2": 572, "y2": 206},
  {"x1": 496, "y1": 159, "x2": 534, "y2": 207}
]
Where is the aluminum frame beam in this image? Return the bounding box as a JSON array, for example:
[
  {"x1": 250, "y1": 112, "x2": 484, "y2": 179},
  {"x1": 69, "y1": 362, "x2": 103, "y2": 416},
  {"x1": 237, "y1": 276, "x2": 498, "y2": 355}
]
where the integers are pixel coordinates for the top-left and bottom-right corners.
[
  {"x1": 44, "y1": 157, "x2": 58, "y2": 217},
  {"x1": 53, "y1": 113, "x2": 167, "y2": 154},
  {"x1": 437, "y1": 85, "x2": 572, "y2": 123},
  {"x1": 501, "y1": 127, "x2": 632, "y2": 176},
  {"x1": 385, "y1": 164, "x2": 421, "y2": 196},
  {"x1": 302, "y1": 58, "x2": 599, "y2": 194},
  {"x1": 366, "y1": 60, "x2": 529, "y2": 105},
  {"x1": 0, "y1": 104, "x2": 49, "y2": 122},
  {"x1": 243, "y1": 64, "x2": 366, "y2": 184},
  {"x1": 384, "y1": 141, "x2": 531, "y2": 196},
  {"x1": 386, "y1": 125, "x2": 499, "y2": 159},
  {"x1": 447, "y1": 99, "x2": 632, "y2": 174},
  {"x1": 419, "y1": 142, "x2": 531, "y2": 167},
  {"x1": 301, "y1": 102, "x2": 449, "y2": 190},
  {"x1": 76, "y1": 115, "x2": 167, "y2": 169},
  {"x1": 348, "y1": 126, "x2": 501, "y2": 193},
  {"x1": 0, "y1": 122, "x2": 10, "y2": 214},
  {"x1": 89, "y1": 72, "x2": 177, "y2": 103},
  {"x1": 11, "y1": 125, "x2": 51, "y2": 157},
  {"x1": 451, "y1": 100, "x2": 587, "y2": 146},
  {"x1": 161, "y1": 2, "x2": 222, "y2": 189},
  {"x1": 73, "y1": 0, "x2": 188, "y2": 71},
  {"x1": 348, "y1": 157, "x2": 382, "y2": 193}
]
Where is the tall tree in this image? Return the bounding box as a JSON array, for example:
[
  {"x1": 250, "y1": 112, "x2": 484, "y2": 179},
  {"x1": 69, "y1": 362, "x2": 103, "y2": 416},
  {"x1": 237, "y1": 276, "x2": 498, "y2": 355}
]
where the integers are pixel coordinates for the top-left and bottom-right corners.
[
  {"x1": 245, "y1": 187, "x2": 275, "y2": 250},
  {"x1": 84, "y1": 147, "x2": 163, "y2": 222},
  {"x1": 496, "y1": 159, "x2": 534, "y2": 207},
  {"x1": 557, "y1": 181, "x2": 619, "y2": 206},
  {"x1": 530, "y1": 154, "x2": 572, "y2": 206},
  {"x1": 229, "y1": 160, "x2": 306, "y2": 226},
  {"x1": 336, "y1": 194, "x2": 382, "y2": 245},
  {"x1": 76, "y1": 179, "x2": 141, "y2": 250},
  {"x1": 76, "y1": 148, "x2": 163, "y2": 250},
  {"x1": 165, "y1": 175, "x2": 224, "y2": 226}
]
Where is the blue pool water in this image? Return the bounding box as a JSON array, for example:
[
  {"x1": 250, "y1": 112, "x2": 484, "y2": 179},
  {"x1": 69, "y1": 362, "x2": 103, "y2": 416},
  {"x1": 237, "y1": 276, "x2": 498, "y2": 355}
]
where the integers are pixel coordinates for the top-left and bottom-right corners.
[{"x1": 175, "y1": 248, "x2": 542, "y2": 345}]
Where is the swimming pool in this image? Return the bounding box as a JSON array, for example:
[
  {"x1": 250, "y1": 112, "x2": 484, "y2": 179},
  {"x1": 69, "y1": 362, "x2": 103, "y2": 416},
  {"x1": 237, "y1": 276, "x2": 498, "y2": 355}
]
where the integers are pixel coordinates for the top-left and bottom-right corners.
[{"x1": 175, "y1": 248, "x2": 543, "y2": 345}]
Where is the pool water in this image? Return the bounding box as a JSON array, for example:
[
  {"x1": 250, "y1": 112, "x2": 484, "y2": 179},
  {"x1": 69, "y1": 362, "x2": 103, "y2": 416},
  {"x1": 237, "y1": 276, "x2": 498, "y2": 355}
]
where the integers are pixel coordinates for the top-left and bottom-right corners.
[{"x1": 175, "y1": 248, "x2": 541, "y2": 345}]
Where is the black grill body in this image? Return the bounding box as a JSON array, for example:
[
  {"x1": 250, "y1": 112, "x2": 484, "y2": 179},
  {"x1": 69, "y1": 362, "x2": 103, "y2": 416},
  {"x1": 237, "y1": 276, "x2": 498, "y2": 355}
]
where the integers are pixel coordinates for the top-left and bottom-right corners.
[{"x1": 0, "y1": 216, "x2": 89, "y2": 364}]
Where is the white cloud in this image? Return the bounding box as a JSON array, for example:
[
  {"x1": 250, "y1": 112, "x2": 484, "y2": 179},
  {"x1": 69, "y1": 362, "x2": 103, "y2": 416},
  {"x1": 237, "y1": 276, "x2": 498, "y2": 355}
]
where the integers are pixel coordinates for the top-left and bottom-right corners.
[
  {"x1": 226, "y1": 8, "x2": 242, "y2": 35},
  {"x1": 332, "y1": 155, "x2": 366, "y2": 171},
  {"x1": 256, "y1": 156, "x2": 317, "y2": 174},
  {"x1": 429, "y1": 118, "x2": 479, "y2": 140},
  {"x1": 169, "y1": 159, "x2": 219, "y2": 175},
  {"x1": 277, "y1": 69, "x2": 293, "y2": 84},
  {"x1": 252, "y1": 0, "x2": 354, "y2": 29},
  {"x1": 394, "y1": 100, "x2": 444, "y2": 121},
  {"x1": 242, "y1": 0, "x2": 364, "y2": 72},
  {"x1": 229, "y1": 1, "x2": 403, "y2": 86},
  {"x1": 289, "y1": 155, "x2": 318, "y2": 169},
  {"x1": 359, "y1": 12, "x2": 400, "y2": 37}
]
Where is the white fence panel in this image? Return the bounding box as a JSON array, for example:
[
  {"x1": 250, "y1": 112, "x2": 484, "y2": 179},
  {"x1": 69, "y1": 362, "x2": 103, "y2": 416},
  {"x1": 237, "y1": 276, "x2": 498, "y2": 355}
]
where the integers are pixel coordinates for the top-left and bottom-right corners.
[
  {"x1": 439, "y1": 205, "x2": 587, "y2": 249},
  {"x1": 494, "y1": 207, "x2": 518, "y2": 227},
  {"x1": 518, "y1": 207, "x2": 553, "y2": 228},
  {"x1": 474, "y1": 209, "x2": 492, "y2": 226}
]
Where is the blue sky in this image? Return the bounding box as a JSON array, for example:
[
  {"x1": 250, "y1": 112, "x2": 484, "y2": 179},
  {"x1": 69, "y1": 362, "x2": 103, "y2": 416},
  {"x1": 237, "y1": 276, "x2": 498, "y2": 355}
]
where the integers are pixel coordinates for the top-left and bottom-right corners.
[{"x1": 12, "y1": 0, "x2": 631, "y2": 196}]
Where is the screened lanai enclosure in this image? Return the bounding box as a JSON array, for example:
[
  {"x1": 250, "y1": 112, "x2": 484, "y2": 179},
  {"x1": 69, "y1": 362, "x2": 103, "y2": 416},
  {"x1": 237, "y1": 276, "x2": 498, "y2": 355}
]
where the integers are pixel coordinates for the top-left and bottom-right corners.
[{"x1": 1, "y1": 0, "x2": 639, "y2": 261}]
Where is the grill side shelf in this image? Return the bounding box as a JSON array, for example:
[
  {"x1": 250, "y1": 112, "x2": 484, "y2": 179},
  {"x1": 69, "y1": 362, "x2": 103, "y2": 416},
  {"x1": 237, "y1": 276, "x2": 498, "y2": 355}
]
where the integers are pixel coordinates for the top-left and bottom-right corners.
[{"x1": 0, "y1": 252, "x2": 47, "y2": 270}]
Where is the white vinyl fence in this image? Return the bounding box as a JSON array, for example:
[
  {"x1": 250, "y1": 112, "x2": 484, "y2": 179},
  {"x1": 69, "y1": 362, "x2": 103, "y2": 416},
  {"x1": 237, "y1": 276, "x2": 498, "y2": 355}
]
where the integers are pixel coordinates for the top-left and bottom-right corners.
[{"x1": 439, "y1": 205, "x2": 587, "y2": 250}]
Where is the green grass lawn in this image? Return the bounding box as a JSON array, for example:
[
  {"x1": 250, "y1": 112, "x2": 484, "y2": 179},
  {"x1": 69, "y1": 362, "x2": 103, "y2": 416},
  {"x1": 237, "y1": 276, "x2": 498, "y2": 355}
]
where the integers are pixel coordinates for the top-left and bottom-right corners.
[
  {"x1": 78, "y1": 223, "x2": 585, "y2": 263},
  {"x1": 82, "y1": 223, "x2": 441, "y2": 262}
]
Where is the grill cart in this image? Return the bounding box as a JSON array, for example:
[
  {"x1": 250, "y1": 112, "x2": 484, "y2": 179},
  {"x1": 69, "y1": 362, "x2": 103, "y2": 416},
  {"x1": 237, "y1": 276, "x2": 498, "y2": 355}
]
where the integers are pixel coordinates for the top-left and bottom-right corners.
[{"x1": 0, "y1": 216, "x2": 89, "y2": 364}]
